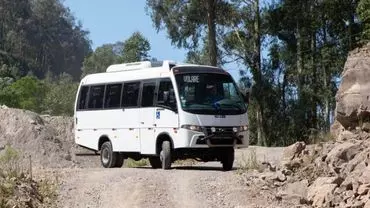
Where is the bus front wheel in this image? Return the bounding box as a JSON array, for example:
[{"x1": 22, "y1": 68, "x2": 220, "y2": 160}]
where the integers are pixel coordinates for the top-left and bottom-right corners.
[
  {"x1": 149, "y1": 157, "x2": 161, "y2": 169},
  {"x1": 160, "y1": 141, "x2": 172, "y2": 170},
  {"x1": 221, "y1": 148, "x2": 234, "y2": 171}
]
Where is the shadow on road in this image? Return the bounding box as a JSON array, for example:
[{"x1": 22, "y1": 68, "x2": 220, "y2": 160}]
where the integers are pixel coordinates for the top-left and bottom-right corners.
[
  {"x1": 75, "y1": 153, "x2": 99, "y2": 156},
  {"x1": 173, "y1": 166, "x2": 237, "y2": 172},
  {"x1": 135, "y1": 165, "x2": 237, "y2": 172}
]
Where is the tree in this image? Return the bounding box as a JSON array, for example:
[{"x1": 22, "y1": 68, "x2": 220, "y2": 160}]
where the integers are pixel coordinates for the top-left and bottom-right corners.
[
  {"x1": 223, "y1": 0, "x2": 266, "y2": 145},
  {"x1": 81, "y1": 43, "x2": 122, "y2": 77},
  {"x1": 121, "y1": 32, "x2": 151, "y2": 62},
  {"x1": 0, "y1": 76, "x2": 46, "y2": 112},
  {"x1": 30, "y1": 0, "x2": 91, "y2": 79},
  {"x1": 259, "y1": 0, "x2": 362, "y2": 144},
  {"x1": 146, "y1": 0, "x2": 233, "y2": 66},
  {"x1": 43, "y1": 73, "x2": 78, "y2": 115},
  {"x1": 0, "y1": 0, "x2": 91, "y2": 80},
  {"x1": 357, "y1": 0, "x2": 370, "y2": 41}
]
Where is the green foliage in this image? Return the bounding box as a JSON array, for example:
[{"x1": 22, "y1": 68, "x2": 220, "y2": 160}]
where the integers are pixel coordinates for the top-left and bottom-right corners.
[
  {"x1": 357, "y1": 0, "x2": 370, "y2": 41},
  {"x1": 0, "y1": 73, "x2": 78, "y2": 116},
  {"x1": 121, "y1": 32, "x2": 151, "y2": 63},
  {"x1": 0, "y1": 146, "x2": 20, "y2": 179},
  {"x1": 0, "y1": 0, "x2": 91, "y2": 80},
  {"x1": 81, "y1": 43, "x2": 122, "y2": 77},
  {"x1": 43, "y1": 74, "x2": 78, "y2": 116},
  {"x1": 146, "y1": 0, "x2": 234, "y2": 66},
  {"x1": 82, "y1": 32, "x2": 152, "y2": 77},
  {"x1": 254, "y1": 0, "x2": 360, "y2": 145},
  {"x1": 0, "y1": 76, "x2": 47, "y2": 112}
]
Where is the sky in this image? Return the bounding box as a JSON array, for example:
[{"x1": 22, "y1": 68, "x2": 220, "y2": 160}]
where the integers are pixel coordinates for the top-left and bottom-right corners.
[{"x1": 63, "y1": 0, "x2": 241, "y2": 80}]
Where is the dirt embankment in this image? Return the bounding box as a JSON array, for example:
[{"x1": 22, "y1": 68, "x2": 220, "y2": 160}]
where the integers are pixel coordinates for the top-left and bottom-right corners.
[{"x1": 0, "y1": 106, "x2": 99, "y2": 169}]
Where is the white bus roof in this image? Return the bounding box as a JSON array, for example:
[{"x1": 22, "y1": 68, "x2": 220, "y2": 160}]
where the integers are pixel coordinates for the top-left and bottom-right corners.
[
  {"x1": 106, "y1": 60, "x2": 177, "y2": 73},
  {"x1": 80, "y1": 60, "x2": 222, "y2": 85}
]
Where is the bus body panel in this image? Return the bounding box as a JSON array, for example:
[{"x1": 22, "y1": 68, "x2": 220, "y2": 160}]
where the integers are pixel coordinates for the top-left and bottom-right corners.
[
  {"x1": 139, "y1": 107, "x2": 156, "y2": 154},
  {"x1": 75, "y1": 109, "x2": 141, "y2": 152},
  {"x1": 153, "y1": 107, "x2": 180, "y2": 151}
]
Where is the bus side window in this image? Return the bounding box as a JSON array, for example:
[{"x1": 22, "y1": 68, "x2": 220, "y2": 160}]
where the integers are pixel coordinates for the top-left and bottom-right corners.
[
  {"x1": 87, "y1": 85, "x2": 105, "y2": 109},
  {"x1": 141, "y1": 82, "x2": 156, "y2": 107},
  {"x1": 104, "y1": 84, "x2": 122, "y2": 109},
  {"x1": 157, "y1": 79, "x2": 176, "y2": 109},
  {"x1": 78, "y1": 86, "x2": 89, "y2": 110},
  {"x1": 122, "y1": 82, "x2": 140, "y2": 107}
]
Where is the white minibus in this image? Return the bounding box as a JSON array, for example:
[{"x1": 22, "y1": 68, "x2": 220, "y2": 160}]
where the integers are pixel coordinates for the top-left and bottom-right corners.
[{"x1": 74, "y1": 60, "x2": 249, "y2": 171}]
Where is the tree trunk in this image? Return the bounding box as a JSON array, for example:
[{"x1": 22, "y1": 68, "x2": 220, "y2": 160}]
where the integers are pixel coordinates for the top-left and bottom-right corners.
[
  {"x1": 206, "y1": 0, "x2": 218, "y2": 66},
  {"x1": 322, "y1": 19, "x2": 330, "y2": 132},
  {"x1": 296, "y1": 20, "x2": 304, "y2": 100},
  {"x1": 310, "y1": 4, "x2": 317, "y2": 130},
  {"x1": 252, "y1": 0, "x2": 266, "y2": 146}
]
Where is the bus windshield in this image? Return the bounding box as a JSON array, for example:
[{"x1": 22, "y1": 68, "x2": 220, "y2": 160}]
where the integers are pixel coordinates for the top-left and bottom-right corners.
[{"x1": 175, "y1": 73, "x2": 247, "y2": 115}]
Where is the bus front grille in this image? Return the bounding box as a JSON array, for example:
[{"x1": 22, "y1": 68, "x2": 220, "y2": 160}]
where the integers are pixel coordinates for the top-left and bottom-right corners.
[
  {"x1": 204, "y1": 127, "x2": 234, "y2": 138},
  {"x1": 209, "y1": 138, "x2": 235, "y2": 145}
]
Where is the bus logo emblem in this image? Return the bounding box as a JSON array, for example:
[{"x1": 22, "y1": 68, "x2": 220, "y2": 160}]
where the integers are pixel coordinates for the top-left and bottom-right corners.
[{"x1": 215, "y1": 115, "x2": 225, "y2": 118}]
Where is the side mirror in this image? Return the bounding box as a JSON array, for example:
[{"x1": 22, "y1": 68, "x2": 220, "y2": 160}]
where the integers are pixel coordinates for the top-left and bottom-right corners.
[
  {"x1": 163, "y1": 91, "x2": 175, "y2": 103},
  {"x1": 163, "y1": 90, "x2": 177, "y2": 111}
]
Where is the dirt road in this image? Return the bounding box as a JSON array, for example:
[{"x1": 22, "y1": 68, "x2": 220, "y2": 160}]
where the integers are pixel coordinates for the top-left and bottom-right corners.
[{"x1": 54, "y1": 147, "x2": 286, "y2": 208}]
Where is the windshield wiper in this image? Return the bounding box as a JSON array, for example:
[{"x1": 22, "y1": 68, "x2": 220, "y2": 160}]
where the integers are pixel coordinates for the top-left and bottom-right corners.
[{"x1": 218, "y1": 102, "x2": 244, "y2": 111}]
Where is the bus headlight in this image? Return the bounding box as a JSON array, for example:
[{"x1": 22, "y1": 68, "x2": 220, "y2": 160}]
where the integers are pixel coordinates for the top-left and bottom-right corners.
[
  {"x1": 181, "y1": 125, "x2": 203, "y2": 132},
  {"x1": 235, "y1": 125, "x2": 248, "y2": 132}
]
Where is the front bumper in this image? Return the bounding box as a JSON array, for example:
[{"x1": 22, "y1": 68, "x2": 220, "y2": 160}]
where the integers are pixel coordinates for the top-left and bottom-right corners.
[{"x1": 175, "y1": 127, "x2": 249, "y2": 148}]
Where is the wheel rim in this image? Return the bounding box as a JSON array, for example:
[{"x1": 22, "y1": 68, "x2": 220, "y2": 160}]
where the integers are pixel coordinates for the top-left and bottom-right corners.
[{"x1": 102, "y1": 148, "x2": 110, "y2": 164}]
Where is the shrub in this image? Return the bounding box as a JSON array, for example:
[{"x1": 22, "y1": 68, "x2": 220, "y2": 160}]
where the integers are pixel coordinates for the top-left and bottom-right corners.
[{"x1": 0, "y1": 146, "x2": 58, "y2": 208}]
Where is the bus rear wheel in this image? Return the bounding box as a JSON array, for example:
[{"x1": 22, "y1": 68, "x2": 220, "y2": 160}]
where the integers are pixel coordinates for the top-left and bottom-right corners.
[
  {"x1": 100, "y1": 141, "x2": 118, "y2": 168},
  {"x1": 114, "y1": 153, "x2": 124, "y2": 168}
]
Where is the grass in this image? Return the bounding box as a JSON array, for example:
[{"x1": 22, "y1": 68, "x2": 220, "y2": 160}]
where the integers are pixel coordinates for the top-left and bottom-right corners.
[
  {"x1": 0, "y1": 145, "x2": 58, "y2": 208},
  {"x1": 237, "y1": 147, "x2": 263, "y2": 173},
  {"x1": 0, "y1": 145, "x2": 22, "y2": 178},
  {"x1": 173, "y1": 159, "x2": 197, "y2": 166},
  {"x1": 308, "y1": 129, "x2": 335, "y2": 144},
  {"x1": 124, "y1": 158, "x2": 149, "y2": 168}
]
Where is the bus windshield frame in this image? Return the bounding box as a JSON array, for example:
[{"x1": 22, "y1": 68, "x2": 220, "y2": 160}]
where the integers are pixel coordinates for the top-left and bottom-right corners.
[{"x1": 174, "y1": 71, "x2": 247, "y2": 115}]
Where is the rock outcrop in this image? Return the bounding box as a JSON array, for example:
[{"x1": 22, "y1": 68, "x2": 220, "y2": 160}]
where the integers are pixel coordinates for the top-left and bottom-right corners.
[
  {"x1": 334, "y1": 43, "x2": 370, "y2": 133},
  {"x1": 240, "y1": 44, "x2": 370, "y2": 208}
]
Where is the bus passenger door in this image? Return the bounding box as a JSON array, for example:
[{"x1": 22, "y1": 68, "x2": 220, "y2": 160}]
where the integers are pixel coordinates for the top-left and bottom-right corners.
[
  {"x1": 120, "y1": 82, "x2": 141, "y2": 152},
  {"x1": 139, "y1": 81, "x2": 157, "y2": 154},
  {"x1": 154, "y1": 79, "x2": 179, "y2": 144}
]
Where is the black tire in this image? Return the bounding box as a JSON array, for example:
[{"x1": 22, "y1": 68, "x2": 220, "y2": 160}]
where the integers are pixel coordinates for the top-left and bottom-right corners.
[
  {"x1": 160, "y1": 141, "x2": 172, "y2": 170},
  {"x1": 221, "y1": 148, "x2": 234, "y2": 171},
  {"x1": 114, "y1": 153, "x2": 124, "y2": 168},
  {"x1": 149, "y1": 157, "x2": 161, "y2": 169},
  {"x1": 100, "y1": 141, "x2": 117, "y2": 168}
]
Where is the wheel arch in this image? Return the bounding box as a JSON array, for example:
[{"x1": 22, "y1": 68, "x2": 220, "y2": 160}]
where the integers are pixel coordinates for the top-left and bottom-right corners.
[
  {"x1": 98, "y1": 135, "x2": 111, "y2": 151},
  {"x1": 155, "y1": 132, "x2": 174, "y2": 155}
]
